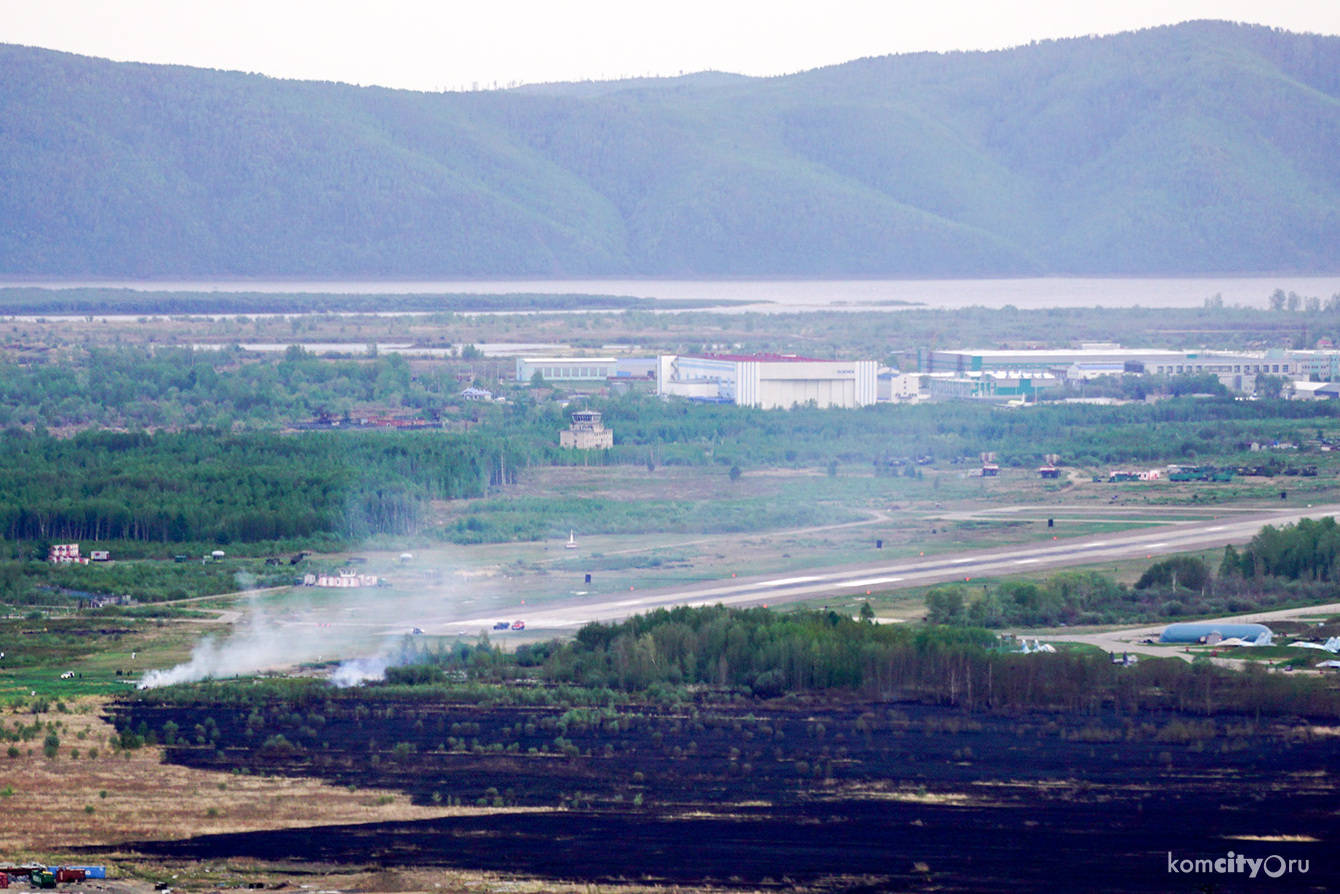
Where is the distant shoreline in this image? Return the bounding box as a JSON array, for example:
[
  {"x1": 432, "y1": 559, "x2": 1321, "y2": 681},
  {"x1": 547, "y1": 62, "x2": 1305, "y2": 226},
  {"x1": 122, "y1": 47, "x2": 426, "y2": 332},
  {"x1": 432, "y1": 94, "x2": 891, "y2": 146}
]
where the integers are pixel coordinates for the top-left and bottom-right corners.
[{"x1": 1, "y1": 275, "x2": 1339, "y2": 312}]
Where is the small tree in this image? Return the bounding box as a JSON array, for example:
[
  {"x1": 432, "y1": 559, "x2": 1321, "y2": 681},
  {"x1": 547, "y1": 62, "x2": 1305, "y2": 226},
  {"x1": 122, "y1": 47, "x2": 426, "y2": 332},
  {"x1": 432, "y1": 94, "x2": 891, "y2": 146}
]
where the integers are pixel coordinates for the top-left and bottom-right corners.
[
  {"x1": 1255, "y1": 374, "x2": 1288, "y2": 400},
  {"x1": 925, "y1": 586, "x2": 967, "y2": 624},
  {"x1": 1135, "y1": 556, "x2": 1211, "y2": 591}
]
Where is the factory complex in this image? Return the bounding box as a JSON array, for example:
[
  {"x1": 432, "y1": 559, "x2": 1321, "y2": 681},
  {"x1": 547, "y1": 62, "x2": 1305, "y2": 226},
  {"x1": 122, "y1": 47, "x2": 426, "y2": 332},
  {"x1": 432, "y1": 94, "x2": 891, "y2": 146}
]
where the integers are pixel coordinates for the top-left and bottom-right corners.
[{"x1": 515, "y1": 341, "x2": 1340, "y2": 409}]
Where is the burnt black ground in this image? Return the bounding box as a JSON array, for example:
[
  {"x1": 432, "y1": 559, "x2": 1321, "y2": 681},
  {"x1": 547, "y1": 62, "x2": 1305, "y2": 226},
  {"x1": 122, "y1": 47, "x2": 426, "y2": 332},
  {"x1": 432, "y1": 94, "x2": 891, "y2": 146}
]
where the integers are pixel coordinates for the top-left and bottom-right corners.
[{"x1": 108, "y1": 698, "x2": 1340, "y2": 892}]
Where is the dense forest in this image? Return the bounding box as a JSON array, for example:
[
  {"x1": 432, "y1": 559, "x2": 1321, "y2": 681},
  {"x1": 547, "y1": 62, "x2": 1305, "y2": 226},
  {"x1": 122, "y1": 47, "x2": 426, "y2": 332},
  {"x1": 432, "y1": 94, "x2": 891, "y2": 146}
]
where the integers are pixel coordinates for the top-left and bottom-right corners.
[
  {"x1": 2, "y1": 21, "x2": 1338, "y2": 277},
  {"x1": 0, "y1": 346, "x2": 451, "y2": 429},
  {"x1": 0, "y1": 428, "x2": 524, "y2": 544},
  {"x1": 0, "y1": 388, "x2": 1338, "y2": 549}
]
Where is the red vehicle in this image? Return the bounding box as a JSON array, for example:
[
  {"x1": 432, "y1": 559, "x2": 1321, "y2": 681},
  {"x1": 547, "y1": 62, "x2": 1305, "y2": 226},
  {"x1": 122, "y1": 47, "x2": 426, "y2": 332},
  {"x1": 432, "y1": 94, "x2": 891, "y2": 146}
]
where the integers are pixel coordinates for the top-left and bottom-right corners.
[{"x1": 511, "y1": 620, "x2": 526, "y2": 630}]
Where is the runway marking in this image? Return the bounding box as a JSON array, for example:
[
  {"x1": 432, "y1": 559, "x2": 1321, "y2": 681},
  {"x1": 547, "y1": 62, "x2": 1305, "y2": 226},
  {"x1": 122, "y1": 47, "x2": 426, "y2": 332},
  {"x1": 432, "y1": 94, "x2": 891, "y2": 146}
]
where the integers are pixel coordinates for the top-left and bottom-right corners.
[
  {"x1": 732, "y1": 575, "x2": 822, "y2": 590},
  {"x1": 1144, "y1": 542, "x2": 1169, "y2": 548},
  {"x1": 763, "y1": 575, "x2": 823, "y2": 586},
  {"x1": 843, "y1": 576, "x2": 905, "y2": 587},
  {"x1": 1014, "y1": 559, "x2": 1040, "y2": 565},
  {"x1": 1205, "y1": 526, "x2": 1226, "y2": 532}
]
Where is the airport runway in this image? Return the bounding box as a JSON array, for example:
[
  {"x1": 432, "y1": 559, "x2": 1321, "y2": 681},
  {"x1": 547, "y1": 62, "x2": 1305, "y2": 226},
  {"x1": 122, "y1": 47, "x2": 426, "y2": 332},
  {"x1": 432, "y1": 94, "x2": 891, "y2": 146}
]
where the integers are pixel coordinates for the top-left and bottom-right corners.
[{"x1": 433, "y1": 501, "x2": 1340, "y2": 633}]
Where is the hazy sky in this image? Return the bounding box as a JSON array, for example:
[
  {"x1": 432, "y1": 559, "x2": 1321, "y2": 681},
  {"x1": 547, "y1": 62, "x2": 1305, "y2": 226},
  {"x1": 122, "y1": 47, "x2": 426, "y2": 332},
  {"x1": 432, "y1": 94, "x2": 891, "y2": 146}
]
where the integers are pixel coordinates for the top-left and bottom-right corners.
[{"x1": 3, "y1": 1, "x2": 1338, "y2": 91}]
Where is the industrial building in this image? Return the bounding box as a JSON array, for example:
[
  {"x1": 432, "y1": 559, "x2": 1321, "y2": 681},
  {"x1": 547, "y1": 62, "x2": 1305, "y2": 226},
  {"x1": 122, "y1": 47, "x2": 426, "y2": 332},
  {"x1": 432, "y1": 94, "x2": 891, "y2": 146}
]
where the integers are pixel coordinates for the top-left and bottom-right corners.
[
  {"x1": 657, "y1": 354, "x2": 878, "y2": 409},
  {"x1": 918, "y1": 345, "x2": 1304, "y2": 396},
  {"x1": 923, "y1": 371, "x2": 1060, "y2": 401},
  {"x1": 516, "y1": 357, "x2": 618, "y2": 383}
]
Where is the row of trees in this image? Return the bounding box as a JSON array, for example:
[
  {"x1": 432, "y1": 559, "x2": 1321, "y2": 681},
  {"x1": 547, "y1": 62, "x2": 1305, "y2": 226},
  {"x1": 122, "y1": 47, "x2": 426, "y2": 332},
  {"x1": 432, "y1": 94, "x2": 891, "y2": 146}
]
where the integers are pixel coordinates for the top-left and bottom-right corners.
[
  {"x1": 0, "y1": 427, "x2": 524, "y2": 543},
  {"x1": 127, "y1": 604, "x2": 1340, "y2": 718},
  {"x1": 525, "y1": 605, "x2": 1340, "y2": 715},
  {"x1": 1226, "y1": 516, "x2": 1340, "y2": 581},
  {"x1": 927, "y1": 520, "x2": 1340, "y2": 629}
]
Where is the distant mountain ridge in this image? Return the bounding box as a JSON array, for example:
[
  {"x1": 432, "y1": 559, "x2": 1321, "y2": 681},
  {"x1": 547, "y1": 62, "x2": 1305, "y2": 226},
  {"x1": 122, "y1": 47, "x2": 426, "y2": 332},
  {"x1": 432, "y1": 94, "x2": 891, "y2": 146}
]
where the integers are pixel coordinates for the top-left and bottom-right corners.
[{"x1": 1, "y1": 20, "x2": 1337, "y2": 277}]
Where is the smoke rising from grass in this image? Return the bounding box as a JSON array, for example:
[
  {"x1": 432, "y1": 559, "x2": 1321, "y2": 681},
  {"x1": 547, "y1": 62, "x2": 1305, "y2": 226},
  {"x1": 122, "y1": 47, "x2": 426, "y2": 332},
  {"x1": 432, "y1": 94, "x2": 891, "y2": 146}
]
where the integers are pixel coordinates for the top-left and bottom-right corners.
[
  {"x1": 138, "y1": 561, "x2": 479, "y2": 690},
  {"x1": 138, "y1": 621, "x2": 298, "y2": 689},
  {"x1": 329, "y1": 637, "x2": 428, "y2": 687}
]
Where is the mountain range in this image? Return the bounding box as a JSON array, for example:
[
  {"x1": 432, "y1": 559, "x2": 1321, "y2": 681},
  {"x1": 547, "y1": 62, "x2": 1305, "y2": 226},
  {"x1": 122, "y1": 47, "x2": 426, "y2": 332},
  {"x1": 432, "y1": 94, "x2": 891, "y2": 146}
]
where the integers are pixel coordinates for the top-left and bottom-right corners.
[{"x1": 1, "y1": 20, "x2": 1337, "y2": 278}]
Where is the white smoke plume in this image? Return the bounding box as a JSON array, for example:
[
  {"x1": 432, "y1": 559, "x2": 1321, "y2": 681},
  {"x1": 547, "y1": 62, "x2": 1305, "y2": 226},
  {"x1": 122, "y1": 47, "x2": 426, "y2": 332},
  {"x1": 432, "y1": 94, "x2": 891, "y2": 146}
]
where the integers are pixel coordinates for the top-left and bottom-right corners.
[
  {"x1": 330, "y1": 632, "x2": 446, "y2": 687},
  {"x1": 137, "y1": 595, "x2": 343, "y2": 689},
  {"x1": 330, "y1": 649, "x2": 396, "y2": 688},
  {"x1": 139, "y1": 625, "x2": 296, "y2": 689},
  {"x1": 329, "y1": 654, "x2": 392, "y2": 688},
  {"x1": 138, "y1": 574, "x2": 375, "y2": 689},
  {"x1": 139, "y1": 562, "x2": 481, "y2": 690}
]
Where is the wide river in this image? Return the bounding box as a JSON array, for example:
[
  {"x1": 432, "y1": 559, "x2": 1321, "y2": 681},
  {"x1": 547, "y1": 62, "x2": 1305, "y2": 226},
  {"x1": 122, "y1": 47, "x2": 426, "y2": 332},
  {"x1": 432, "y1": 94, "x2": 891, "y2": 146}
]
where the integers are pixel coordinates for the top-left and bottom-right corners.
[{"x1": 4, "y1": 276, "x2": 1340, "y2": 312}]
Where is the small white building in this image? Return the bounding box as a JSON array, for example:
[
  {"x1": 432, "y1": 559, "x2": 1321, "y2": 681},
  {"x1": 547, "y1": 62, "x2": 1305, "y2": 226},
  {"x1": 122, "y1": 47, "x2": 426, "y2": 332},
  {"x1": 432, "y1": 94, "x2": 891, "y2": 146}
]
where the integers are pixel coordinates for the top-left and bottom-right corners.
[
  {"x1": 878, "y1": 371, "x2": 923, "y2": 402},
  {"x1": 49, "y1": 543, "x2": 88, "y2": 565},
  {"x1": 305, "y1": 570, "x2": 380, "y2": 588}
]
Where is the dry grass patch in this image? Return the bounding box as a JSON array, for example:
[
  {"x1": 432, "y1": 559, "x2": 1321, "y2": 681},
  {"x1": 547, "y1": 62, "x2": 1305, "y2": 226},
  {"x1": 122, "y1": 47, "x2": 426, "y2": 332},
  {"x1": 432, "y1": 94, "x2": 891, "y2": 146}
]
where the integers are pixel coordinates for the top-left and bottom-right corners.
[{"x1": 0, "y1": 700, "x2": 532, "y2": 857}]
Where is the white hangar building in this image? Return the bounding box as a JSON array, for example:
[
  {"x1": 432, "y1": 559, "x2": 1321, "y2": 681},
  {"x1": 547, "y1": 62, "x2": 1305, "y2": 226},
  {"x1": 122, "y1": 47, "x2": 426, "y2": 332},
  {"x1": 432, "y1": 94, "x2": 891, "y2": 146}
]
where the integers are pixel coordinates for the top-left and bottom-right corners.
[{"x1": 657, "y1": 353, "x2": 878, "y2": 409}]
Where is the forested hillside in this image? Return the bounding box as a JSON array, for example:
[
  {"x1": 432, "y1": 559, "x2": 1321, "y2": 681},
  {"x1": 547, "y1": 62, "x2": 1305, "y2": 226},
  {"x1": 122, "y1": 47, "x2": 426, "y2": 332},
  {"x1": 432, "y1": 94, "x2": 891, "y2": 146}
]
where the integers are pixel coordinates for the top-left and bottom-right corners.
[{"x1": 1, "y1": 20, "x2": 1337, "y2": 277}]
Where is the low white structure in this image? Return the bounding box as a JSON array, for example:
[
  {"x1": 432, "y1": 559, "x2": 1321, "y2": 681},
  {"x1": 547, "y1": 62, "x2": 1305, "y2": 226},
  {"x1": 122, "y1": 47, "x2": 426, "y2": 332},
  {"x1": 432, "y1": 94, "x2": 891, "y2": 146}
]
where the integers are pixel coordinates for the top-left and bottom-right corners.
[
  {"x1": 516, "y1": 357, "x2": 617, "y2": 383},
  {"x1": 304, "y1": 570, "x2": 380, "y2": 588},
  {"x1": 657, "y1": 354, "x2": 877, "y2": 409}
]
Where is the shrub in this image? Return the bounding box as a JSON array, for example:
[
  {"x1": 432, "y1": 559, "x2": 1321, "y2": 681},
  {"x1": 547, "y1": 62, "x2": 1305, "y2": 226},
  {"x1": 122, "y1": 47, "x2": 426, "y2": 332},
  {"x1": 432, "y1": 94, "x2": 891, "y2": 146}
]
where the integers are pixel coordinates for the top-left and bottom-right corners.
[{"x1": 1136, "y1": 557, "x2": 1211, "y2": 591}]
